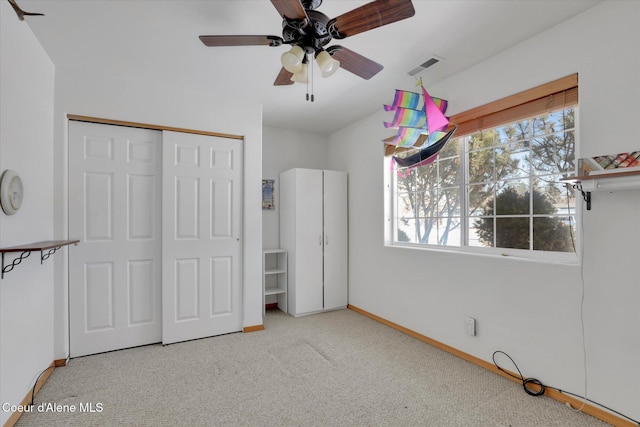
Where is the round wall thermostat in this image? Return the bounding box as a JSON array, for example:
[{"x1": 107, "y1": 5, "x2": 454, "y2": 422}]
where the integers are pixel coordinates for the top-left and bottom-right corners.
[{"x1": 0, "y1": 170, "x2": 24, "y2": 215}]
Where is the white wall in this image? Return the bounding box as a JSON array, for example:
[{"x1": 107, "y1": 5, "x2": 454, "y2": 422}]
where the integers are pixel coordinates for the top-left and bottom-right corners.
[
  {"x1": 262, "y1": 126, "x2": 329, "y2": 249},
  {"x1": 329, "y1": 1, "x2": 639, "y2": 422},
  {"x1": 0, "y1": 2, "x2": 55, "y2": 425},
  {"x1": 50, "y1": 68, "x2": 264, "y2": 359}
]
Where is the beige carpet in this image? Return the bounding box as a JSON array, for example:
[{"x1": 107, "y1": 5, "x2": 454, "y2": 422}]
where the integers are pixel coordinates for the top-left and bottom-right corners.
[{"x1": 16, "y1": 309, "x2": 610, "y2": 426}]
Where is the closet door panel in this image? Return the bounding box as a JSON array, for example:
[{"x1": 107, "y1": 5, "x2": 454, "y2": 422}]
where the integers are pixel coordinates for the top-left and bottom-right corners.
[
  {"x1": 293, "y1": 169, "x2": 324, "y2": 314},
  {"x1": 323, "y1": 170, "x2": 348, "y2": 310},
  {"x1": 68, "y1": 121, "x2": 162, "y2": 357},
  {"x1": 162, "y1": 131, "x2": 243, "y2": 344}
]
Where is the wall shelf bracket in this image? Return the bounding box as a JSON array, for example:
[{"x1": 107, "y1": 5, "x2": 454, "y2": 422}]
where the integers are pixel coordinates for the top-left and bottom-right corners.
[
  {"x1": 1, "y1": 251, "x2": 32, "y2": 279},
  {"x1": 0, "y1": 240, "x2": 79, "y2": 279},
  {"x1": 41, "y1": 246, "x2": 63, "y2": 263},
  {"x1": 573, "y1": 183, "x2": 591, "y2": 210},
  {"x1": 560, "y1": 169, "x2": 640, "y2": 212}
]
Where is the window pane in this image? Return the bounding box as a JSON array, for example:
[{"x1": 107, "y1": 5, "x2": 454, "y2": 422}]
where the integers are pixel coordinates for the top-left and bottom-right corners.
[
  {"x1": 496, "y1": 182, "x2": 530, "y2": 215},
  {"x1": 469, "y1": 217, "x2": 493, "y2": 247},
  {"x1": 468, "y1": 183, "x2": 494, "y2": 216},
  {"x1": 495, "y1": 140, "x2": 530, "y2": 180},
  {"x1": 555, "y1": 130, "x2": 576, "y2": 174},
  {"x1": 440, "y1": 138, "x2": 462, "y2": 158},
  {"x1": 531, "y1": 137, "x2": 558, "y2": 175},
  {"x1": 438, "y1": 216, "x2": 461, "y2": 247},
  {"x1": 468, "y1": 148, "x2": 494, "y2": 183},
  {"x1": 531, "y1": 131, "x2": 575, "y2": 176},
  {"x1": 532, "y1": 109, "x2": 575, "y2": 136},
  {"x1": 563, "y1": 108, "x2": 576, "y2": 131},
  {"x1": 467, "y1": 131, "x2": 494, "y2": 151},
  {"x1": 396, "y1": 219, "x2": 417, "y2": 243},
  {"x1": 496, "y1": 120, "x2": 529, "y2": 143},
  {"x1": 413, "y1": 190, "x2": 438, "y2": 219},
  {"x1": 557, "y1": 185, "x2": 576, "y2": 216},
  {"x1": 439, "y1": 156, "x2": 461, "y2": 187},
  {"x1": 533, "y1": 176, "x2": 575, "y2": 215},
  {"x1": 396, "y1": 170, "x2": 417, "y2": 192},
  {"x1": 533, "y1": 216, "x2": 576, "y2": 252},
  {"x1": 496, "y1": 217, "x2": 529, "y2": 249},
  {"x1": 414, "y1": 164, "x2": 438, "y2": 189},
  {"x1": 396, "y1": 191, "x2": 416, "y2": 218},
  {"x1": 438, "y1": 189, "x2": 461, "y2": 217},
  {"x1": 416, "y1": 217, "x2": 439, "y2": 244}
]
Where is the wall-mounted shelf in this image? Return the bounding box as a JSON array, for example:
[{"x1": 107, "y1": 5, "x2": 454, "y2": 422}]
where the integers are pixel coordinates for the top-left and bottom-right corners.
[
  {"x1": 561, "y1": 169, "x2": 640, "y2": 210},
  {"x1": 0, "y1": 240, "x2": 79, "y2": 279}
]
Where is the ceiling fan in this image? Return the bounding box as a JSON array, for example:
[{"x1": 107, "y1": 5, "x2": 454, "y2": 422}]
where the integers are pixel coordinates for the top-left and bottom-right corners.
[{"x1": 199, "y1": 0, "x2": 415, "y2": 88}]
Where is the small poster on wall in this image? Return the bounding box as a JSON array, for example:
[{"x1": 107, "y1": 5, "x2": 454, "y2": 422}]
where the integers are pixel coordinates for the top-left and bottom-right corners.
[
  {"x1": 579, "y1": 151, "x2": 640, "y2": 176},
  {"x1": 262, "y1": 179, "x2": 275, "y2": 209}
]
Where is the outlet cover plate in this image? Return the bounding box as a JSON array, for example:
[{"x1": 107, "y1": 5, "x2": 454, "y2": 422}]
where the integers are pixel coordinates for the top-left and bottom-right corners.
[{"x1": 465, "y1": 317, "x2": 476, "y2": 336}]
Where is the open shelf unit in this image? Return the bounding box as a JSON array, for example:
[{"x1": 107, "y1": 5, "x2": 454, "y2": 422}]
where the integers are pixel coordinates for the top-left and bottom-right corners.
[{"x1": 263, "y1": 249, "x2": 287, "y2": 314}]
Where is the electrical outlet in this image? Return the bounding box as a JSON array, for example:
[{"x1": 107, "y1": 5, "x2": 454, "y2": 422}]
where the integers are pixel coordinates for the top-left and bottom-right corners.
[{"x1": 465, "y1": 317, "x2": 476, "y2": 336}]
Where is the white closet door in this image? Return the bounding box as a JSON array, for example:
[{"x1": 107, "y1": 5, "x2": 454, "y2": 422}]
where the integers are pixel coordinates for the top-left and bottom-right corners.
[
  {"x1": 68, "y1": 121, "x2": 162, "y2": 357},
  {"x1": 162, "y1": 131, "x2": 243, "y2": 345},
  {"x1": 323, "y1": 170, "x2": 348, "y2": 310},
  {"x1": 294, "y1": 169, "x2": 324, "y2": 315}
]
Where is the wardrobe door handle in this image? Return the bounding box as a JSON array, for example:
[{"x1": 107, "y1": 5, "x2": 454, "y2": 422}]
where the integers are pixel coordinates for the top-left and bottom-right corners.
[
  {"x1": 319, "y1": 235, "x2": 323, "y2": 245},
  {"x1": 325, "y1": 235, "x2": 329, "y2": 245}
]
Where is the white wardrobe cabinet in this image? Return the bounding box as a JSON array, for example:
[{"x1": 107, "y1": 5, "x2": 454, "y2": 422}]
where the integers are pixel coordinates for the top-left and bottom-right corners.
[{"x1": 280, "y1": 168, "x2": 348, "y2": 317}]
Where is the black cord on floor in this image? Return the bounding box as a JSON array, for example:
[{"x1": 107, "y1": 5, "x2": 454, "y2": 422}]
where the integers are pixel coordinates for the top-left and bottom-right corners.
[
  {"x1": 493, "y1": 351, "x2": 545, "y2": 397},
  {"x1": 30, "y1": 365, "x2": 55, "y2": 405},
  {"x1": 492, "y1": 350, "x2": 640, "y2": 425}
]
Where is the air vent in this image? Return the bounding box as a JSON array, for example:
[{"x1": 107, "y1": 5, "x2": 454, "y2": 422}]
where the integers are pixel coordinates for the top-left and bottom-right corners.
[{"x1": 407, "y1": 56, "x2": 443, "y2": 76}]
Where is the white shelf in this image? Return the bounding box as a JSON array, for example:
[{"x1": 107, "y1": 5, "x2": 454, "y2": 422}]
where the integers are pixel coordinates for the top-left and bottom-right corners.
[
  {"x1": 264, "y1": 287, "x2": 286, "y2": 296},
  {"x1": 562, "y1": 169, "x2": 640, "y2": 190},
  {"x1": 263, "y1": 248, "x2": 285, "y2": 253},
  {"x1": 262, "y1": 249, "x2": 287, "y2": 315},
  {"x1": 562, "y1": 171, "x2": 640, "y2": 210}
]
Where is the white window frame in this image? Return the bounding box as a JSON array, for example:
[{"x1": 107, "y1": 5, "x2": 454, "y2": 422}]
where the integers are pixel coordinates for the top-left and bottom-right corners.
[{"x1": 384, "y1": 77, "x2": 581, "y2": 264}]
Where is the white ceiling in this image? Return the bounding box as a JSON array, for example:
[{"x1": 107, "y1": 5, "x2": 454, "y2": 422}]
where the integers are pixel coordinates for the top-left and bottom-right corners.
[{"x1": 20, "y1": 0, "x2": 601, "y2": 135}]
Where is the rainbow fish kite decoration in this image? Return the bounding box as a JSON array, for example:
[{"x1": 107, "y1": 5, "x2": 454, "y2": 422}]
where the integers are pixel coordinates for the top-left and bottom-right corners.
[{"x1": 383, "y1": 79, "x2": 456, "y2": 170}]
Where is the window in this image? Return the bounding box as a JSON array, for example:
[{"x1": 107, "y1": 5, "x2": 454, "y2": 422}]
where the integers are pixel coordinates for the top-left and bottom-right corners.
[{"x1": 387, "y1": 75, "x2": 578, "y2": 260}]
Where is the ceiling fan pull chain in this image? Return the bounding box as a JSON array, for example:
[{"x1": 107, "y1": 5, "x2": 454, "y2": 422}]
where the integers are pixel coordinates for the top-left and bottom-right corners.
[
  {"x1": 309, "y1": 58, "x2": 313, "y2": 102},
  {"x1": 305, "y1": 53, "x2": 310, "y2": 101}
]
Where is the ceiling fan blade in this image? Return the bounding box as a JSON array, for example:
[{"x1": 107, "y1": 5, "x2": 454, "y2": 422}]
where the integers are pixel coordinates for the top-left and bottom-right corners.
[
  {"x1": 270, "y1": 0, "x2": 309, "y2": 22},
  {"x1": 327, "y1": 46, "x2": 383, "y2": 80},
  {"x1": 274, "y1": 68, "x2": 295, "y2": 86},
  {"x1": 329, "y1": 0, "x2": 415, "y2": 39},
  {"x1": 199, "y1": 35, "x2": 283, "y2": 47}
]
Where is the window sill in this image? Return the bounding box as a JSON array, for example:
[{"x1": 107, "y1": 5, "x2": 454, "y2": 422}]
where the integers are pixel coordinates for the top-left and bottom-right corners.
[{"x1": 385, "y1": 242, "x2": 580, "y2": 265}]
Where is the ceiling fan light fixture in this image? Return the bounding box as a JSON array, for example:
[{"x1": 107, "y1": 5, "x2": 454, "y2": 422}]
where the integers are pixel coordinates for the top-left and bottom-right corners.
[
  {"x1": 316, "y1": 50, "x2": 340, "y2": 78},
  {"x1": 200, "y1": 0, "x2": 417, "y2": 87},
  {"x1": 281, "y1": 45, "x2": 305, "y2": 73},
  {"x1": 291, "y1": 62, "x2": 308, "y2": 83}
]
